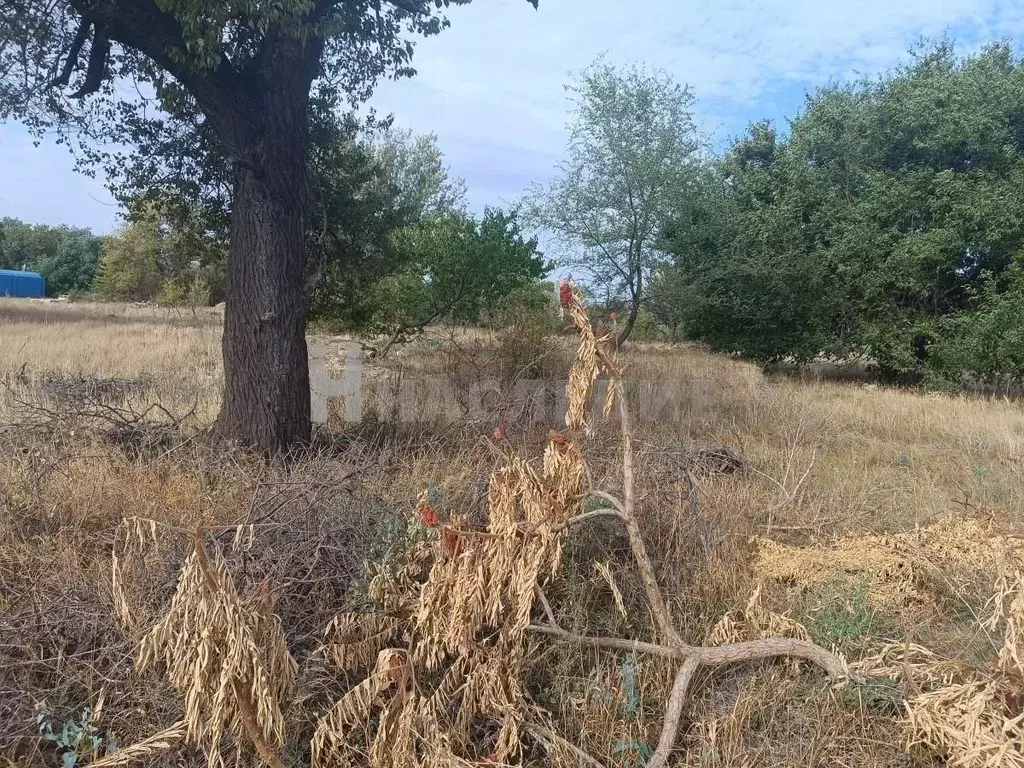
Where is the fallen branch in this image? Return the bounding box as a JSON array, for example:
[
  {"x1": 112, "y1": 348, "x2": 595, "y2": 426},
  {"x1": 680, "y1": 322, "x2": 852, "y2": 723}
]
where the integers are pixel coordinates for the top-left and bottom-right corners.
[
  {"x1": 527, "y1": 329, "x2": 852, "y2": 766},
  {"x1": 524, "y1": 721, "x2": 606, "y2": 768},
  {"x1": 527, "y1": 623, "x2": 679, "y2": 659},
  {"x1": 526, "y1": 623, "x2": 847, "y2": 679},
  {"x1": 650, "y1": 658, "x2": 700, "y2": 768}
]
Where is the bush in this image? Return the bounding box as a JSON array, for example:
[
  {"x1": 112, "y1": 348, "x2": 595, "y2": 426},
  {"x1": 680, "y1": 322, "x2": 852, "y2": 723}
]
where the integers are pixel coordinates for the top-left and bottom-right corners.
[
  {"x1": 931, "y1": 266, "x2": 1024, "y2": 388},
  {"x1": 154, "y1": 279, "x2": 187, "y2": 307},
  {"x1": 488, "y1": 283, "x2": 565, "y2": 382},
  {"x1": 92, "y1": 227, "x2": 161, "y2": 302}
]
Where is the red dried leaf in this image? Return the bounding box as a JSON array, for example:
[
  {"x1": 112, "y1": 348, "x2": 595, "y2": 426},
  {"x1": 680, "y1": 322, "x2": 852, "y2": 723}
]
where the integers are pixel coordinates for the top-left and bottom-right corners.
[
  {"x1": 441, "y1": 527, "x2": 461, "y2": 557},
  {"x1": 418, "y1": 502, "x2": 440, "y2": 527},
  {"x1": 558, "y1": 281, "x2": 573, "y2": 309}
]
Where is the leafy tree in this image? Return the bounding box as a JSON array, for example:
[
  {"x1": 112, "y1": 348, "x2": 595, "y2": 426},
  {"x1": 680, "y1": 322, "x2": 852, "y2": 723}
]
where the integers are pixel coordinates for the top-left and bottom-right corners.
[
  {"x1": 93, "y1": 217, "x2": 163, "y2": 301},
  {"x1": 659, "y1": 123, "x2": 844, "y2": 362},
  {"x1": 307, "y1": 122, "x2": 462, "y2": 330},
  {"x1": 373, "y1": 126, "x2": 467, "y2": 217},
  {"x1": 35, "y1": 229, "x2": 103, "y2": 295},
  {"x1": 931, "y1": 261, "x2": 1024, "y2": 387},
  {"x1": 662, "y1": 41, "x2": 1024, "y2": 385},
  {"x1": 528, "y1": 58, "x2": 698, "y2": 344},
  {"x1": 0, "y1": 218, "x2": 102, "y2": 294},
  {"x1": 0, "y1": 219, "x2": 42, "y2": 271},
  {"x1": 371, "y1": 208, "x2": 549, "y2": 355},
  {"x1": 119, "y1": 119, "x2": 514, "y2": 337},
  {"x1": 94, "y1": 201, "x2": 230, "y2": 303},
  {"x1": 0, "y1": 0, "x2": 538, "y2": 453}
]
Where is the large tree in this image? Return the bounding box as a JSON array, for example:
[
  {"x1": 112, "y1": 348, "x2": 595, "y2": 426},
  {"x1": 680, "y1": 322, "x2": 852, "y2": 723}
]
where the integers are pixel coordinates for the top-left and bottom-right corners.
[
  {"x1": 528, "y1": 58, "x2": 698, "y2": 344},
  {"x1": 0, "y1": 0, "x2": 536, "y2": 453},
  {"x1": 661, "y1": 41, "x2": 1024, "y2": 384}
]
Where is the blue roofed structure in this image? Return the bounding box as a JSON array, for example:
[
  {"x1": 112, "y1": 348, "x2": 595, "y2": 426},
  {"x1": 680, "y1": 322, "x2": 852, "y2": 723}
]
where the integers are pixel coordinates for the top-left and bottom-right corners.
[{"x1": 0, "y1": 269, "x2": 46, "y2": 298}]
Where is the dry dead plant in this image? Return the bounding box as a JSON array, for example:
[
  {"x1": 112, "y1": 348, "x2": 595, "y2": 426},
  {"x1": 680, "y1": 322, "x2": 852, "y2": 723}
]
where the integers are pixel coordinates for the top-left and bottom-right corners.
[
  {"x1": 852, "y1": 563, "x2": 1024, "y2": 767},
  {"x1": 308, "y1": 285, "x2": 848, "y2": 768},
  {"x1": 705, "y1": 584, "x2": 811, "y2": 646},
  {"x1": 100, "y1": 286, "x2": 848, "y2": 768},
  {"x1": 120, "y1": 523, "x2": 297, "y2": 768}
]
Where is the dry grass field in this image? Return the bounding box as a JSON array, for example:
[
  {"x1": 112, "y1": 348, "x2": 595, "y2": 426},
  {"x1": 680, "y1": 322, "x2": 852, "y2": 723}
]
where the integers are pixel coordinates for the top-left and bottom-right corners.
[{"x1": 2, "y1": 297, "x2": 1023, "y2": 767}]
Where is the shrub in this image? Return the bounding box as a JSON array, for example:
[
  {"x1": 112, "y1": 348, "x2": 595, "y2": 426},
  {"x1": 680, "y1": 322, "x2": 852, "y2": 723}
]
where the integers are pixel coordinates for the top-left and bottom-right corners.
[
  {"x1": 154, "y1": 279, "x2": 187, "y2": 307},
  {"x1": 490, "y1": 283, "x2": 565, "y2": 382}
]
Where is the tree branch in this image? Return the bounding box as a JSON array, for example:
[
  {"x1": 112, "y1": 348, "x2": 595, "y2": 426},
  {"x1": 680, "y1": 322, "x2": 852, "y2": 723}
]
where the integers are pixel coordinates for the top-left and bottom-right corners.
[
  {"x1": 559, "y1": 506, "x2": 625, "y2": 529},
  {"x1": 50, "y1": 13, "x2": 92, "y2": 88},
  {"x1": 648, "y1": 658, "x2": 700, "y2": 768},
  {"x1": 534, "y1": 586, "x2": 558, "y2": 627},
  {"x1": 525, "y1": 721, "x2": 605, "y2": 768},
  {"x1": 527, "y1": 623, "x2": 681, "y2": 660},
  {"x1": 594, "y1": 349, "x2": 684, "y2": 646},
  {"x1": 68, "y1": 24, "x2": 110, "y2": 98},
  {"x1": 522, "y1": 328, "x2": 850, "y2": 761},
  {"x1": 60, "y1": 0, "x2": 262, "y2": 151},
  {"x1": 526, "y1": 623, "x2": 848, "y2": 679}
]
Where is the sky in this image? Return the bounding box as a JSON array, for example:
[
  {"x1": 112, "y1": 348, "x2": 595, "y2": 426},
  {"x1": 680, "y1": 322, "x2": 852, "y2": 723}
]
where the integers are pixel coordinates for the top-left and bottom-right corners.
[{"x1": 3, "y1": 0, "x2": 1024, "y2": 233}]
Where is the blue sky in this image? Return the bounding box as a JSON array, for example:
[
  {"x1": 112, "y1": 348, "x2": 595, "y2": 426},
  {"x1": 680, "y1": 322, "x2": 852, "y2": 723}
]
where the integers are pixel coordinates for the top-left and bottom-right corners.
[{"x1": 3, "y1": 0, "x2": 1024, "y2": 233}]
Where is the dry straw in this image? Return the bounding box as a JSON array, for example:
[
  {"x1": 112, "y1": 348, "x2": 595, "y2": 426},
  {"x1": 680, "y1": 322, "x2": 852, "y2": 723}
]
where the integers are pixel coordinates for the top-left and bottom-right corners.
[
  {"x1": 109, "y1": 285, "x2": 850, "y2": 768},
  {"x1": 84, "y1": 720, "x2": 188, "y2": 768},
  {"x1": 849, "y1": 562, "x2": 1024, "y2": 766},
  {"x1": 132, "y1": 529, "x2": 297, "y2": 768}
]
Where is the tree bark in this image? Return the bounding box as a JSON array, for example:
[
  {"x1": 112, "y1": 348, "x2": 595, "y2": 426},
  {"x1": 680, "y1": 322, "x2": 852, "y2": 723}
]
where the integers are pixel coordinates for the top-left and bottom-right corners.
[
  {"x1": 616, "y1": 267, "x2": 643, "y2": 347},
  {"x1": 616, "y1": 297, "x2": 641, "y2": 347},
  {"x1": 216, "y1": 39, "x2": 313, "y2": 453}
]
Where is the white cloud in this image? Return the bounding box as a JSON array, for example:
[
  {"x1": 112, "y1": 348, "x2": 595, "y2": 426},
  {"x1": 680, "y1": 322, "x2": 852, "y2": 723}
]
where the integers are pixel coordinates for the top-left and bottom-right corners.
[
  {"x1": 4, "y1": 0, "x2": 1024, "y2": 230},
  {"x1": 370, "y1": 0, "x2": 1024, "y2": 211}
]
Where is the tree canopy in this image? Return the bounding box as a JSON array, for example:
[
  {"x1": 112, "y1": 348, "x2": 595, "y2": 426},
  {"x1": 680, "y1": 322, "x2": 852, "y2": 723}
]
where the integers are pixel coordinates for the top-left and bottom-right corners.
[
  {"x1": 368, "y1": 207, "x2": 548, "y2": 354},
  {"x1": 658, "y1": 41, "x2": 1024, "y2": 387},
  {"x1": 528, "y1": 58, "x2": 699, "y2": 344}
]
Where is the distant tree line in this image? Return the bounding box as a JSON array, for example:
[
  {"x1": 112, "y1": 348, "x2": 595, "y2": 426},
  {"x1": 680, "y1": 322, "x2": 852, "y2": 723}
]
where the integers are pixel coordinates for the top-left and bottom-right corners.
[
  {"x1": 1, "y1": 125, "x2": 548, "y2": 343},
  {"x1": 0, "y1": 218, "x2": 103, "y2": 295},
  {"x1": 14, "y1": 37, "x2": 1024, "y2": 393},
  {"x1": 533, "y1": 42, "x2": 1024, "y2": 388}
]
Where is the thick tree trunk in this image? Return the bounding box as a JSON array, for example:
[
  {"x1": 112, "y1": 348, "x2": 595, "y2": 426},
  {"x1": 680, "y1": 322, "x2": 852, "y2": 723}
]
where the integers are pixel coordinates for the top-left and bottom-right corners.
[{"x1": 216, "y1": 45, "x2": 312, "y2": 453}]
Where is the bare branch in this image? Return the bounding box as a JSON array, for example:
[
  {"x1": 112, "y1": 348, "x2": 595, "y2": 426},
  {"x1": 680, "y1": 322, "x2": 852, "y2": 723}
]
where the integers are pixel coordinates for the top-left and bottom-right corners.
[
  {"x1": 649, "y1": 658, "x2": 700, "y2": 768},
  {"x1": 586, "y1": 490, "x2": 626, "y2": 514},
  {"x1": 526, "y1": 623, "x2": 848, "y2": 679},
  {"x1": 560, "y1": 506, "x2": 624, "y2": 528},
  {"x1": 525, "y1": 721, "x2": 606, "y2": 768},
  {"x1": 527, "y1": 623, "x2": 682, "y2": 659},
  {"x1": 50, "y1": 14, "x2": 91, "y2": 88},
  {"x1": 534, "y1": 586, "x2": 558, "y2": 627},
  {"x1": 68, "y1": 26, "x2": 109, "y2": 98},
  {"x1": 593, "y1": 346, "x2": 684, "y2": 646}
]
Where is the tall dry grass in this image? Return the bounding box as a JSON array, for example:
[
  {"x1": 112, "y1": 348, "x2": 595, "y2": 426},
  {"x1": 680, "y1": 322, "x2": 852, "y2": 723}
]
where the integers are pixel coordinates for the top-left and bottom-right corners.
[
  {"x1": 2, "y1": 297, "x2": 1023, "y2": 767},
  {"x1": 0, "y1": 299, "x2": 223, "y2": 420}
]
